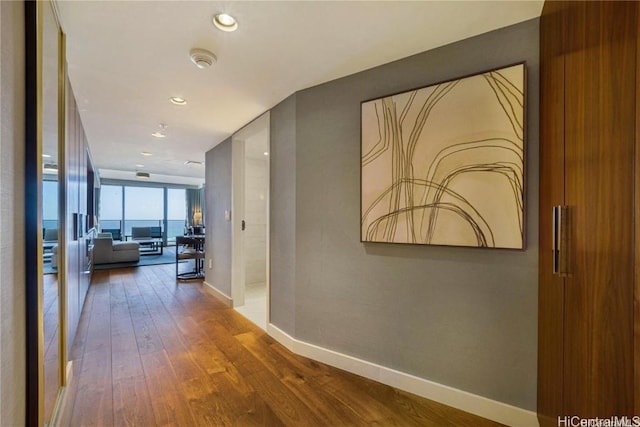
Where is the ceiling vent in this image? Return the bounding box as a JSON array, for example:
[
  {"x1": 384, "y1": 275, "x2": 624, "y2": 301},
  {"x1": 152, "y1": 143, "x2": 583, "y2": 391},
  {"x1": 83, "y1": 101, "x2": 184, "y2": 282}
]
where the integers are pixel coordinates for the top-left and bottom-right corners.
[
  {"x1": 189, "y1": 48, "x2": 217, "y2": 69},
  {"x1": 136, "y1": 171, "x2": 150, "y2": 179}
]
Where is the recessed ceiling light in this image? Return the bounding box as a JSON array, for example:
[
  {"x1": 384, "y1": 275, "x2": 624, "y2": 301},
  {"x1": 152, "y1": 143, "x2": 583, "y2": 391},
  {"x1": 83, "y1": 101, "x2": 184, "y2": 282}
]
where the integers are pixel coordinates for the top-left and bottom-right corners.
[
  {"x1": 136, "y1": 164, "x2": 145, "y2": 168},
  {"x1": 263, "y1": 152, "x2": 269, "y2": 156},
  {"x1": 169, "y1": 97, "x2": 187, "y2": 106},
  {"x1": 42, "y1": 154, "x2": 51, "y2": 158},
  {"x1": 213, "y1": 13, "x2": 238, "y2": 32},
  {"x1": 141, "y1": 152, "x2": 153, "y2": 156},
  {"x1": 136, "y1": 172, "x2": 150, "y2": 179}
]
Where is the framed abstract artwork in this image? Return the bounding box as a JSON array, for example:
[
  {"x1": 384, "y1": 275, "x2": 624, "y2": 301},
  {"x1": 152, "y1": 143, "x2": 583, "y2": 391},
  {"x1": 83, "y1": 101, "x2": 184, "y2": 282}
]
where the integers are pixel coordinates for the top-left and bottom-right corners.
[{"x1": 360, "y1": 63, "x2": 525, "y2": 249}]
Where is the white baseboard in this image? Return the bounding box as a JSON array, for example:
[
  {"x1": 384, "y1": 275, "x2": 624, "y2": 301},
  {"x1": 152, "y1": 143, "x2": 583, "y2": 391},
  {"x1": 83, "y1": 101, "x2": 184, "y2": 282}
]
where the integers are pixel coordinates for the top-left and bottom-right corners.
[
  {"x1": 267, "y1": 323, "x2": 538, "y2": 427},
  {"x1": 203, "y1": 281, "x2": 233, "y2": 306}
]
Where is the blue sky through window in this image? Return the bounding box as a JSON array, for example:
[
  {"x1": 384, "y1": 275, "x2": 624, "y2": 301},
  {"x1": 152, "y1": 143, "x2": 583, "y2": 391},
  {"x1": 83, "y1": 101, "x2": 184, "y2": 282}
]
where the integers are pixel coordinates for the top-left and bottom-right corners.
[{"x1": 125, "y1": 186, "x2": 163, "y2": 220}]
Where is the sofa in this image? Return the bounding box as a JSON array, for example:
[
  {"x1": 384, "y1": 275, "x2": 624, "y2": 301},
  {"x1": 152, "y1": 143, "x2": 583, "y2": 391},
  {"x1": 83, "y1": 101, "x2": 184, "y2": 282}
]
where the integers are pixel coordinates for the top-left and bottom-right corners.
[{"x1": 93, "y1": 232, "x2": 140, "y2": 264}]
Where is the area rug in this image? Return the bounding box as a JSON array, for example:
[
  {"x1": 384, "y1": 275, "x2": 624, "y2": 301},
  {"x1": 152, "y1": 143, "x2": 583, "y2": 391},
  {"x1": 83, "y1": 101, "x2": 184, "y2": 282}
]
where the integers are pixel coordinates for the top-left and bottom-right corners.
[
  {"x1": 43, "y1": 248, "x2": 184, "y2": 273},
  {"x1": 94, "y1": 248, "x2": 183, "y2": 270}
]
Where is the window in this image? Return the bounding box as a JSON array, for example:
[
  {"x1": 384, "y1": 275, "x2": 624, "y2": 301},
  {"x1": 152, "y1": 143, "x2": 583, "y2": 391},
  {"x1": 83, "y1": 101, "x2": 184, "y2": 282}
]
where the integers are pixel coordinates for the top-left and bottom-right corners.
[
  {"x1": 97, "y1": 183, "x2": 191, "y2": 245},
  {"x1": 99, "y1": 185, "x2": 122, "y2": 231},
  {"x1": 124, "y1": 186, "x2": 163, "y2": 236},
  {"x1": 42, "y1": 180, "x2": 58, "y2": 230},
  {"x1": 167, "y1": 188, "x2": 186, "y2": 243}
]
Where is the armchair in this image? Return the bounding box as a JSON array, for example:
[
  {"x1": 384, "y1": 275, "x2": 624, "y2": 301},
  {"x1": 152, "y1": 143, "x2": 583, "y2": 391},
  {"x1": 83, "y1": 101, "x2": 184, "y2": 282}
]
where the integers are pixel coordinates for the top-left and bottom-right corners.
[
  {"x1": 176, "y1": 236, "x2": 205, "y2": 279},
  {"x1": 43, "y1": 228, "x2": 58, "y2": 242},
  {"x1": 131, "y1": 226, "x2": 151, "y2": 240},
  {"x1": 101, "y1": 228, "x2": 122, "y2": 241}
]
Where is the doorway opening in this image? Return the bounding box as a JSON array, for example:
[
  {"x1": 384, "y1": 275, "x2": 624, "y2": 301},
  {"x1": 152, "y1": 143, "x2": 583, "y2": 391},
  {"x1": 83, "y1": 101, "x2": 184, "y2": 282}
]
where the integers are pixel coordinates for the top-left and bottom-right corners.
[{"x1": 231, "y1": 113, "x2": 270, "y2": 330}]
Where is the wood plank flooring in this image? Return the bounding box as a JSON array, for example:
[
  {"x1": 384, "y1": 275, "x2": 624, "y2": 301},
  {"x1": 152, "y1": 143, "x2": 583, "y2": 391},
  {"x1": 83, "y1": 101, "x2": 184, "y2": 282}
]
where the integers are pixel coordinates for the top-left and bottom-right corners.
[{"x1": 60, "y1": 264, "x2": 502, "y2": 426}]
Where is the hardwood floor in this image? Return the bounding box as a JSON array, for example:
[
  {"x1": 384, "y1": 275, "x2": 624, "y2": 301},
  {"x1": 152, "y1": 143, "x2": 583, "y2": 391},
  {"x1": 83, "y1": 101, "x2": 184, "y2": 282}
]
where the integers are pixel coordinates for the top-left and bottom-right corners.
[{"x1": 60, "y1": 264, "x2": 502, "y2": 426}]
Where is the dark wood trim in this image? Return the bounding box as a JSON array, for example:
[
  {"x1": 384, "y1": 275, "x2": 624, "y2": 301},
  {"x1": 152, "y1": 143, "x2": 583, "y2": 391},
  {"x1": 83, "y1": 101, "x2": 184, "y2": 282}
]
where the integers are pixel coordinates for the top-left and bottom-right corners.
[
  {"x1": 635, "y1": 2, "x2": 640, "y2": 415},
  {"x1": 24, "y1": 1, "x2": 40, "y2": 426},
  {"x1": 539, "y1": 0, "x2": 638, "y2": 420}
]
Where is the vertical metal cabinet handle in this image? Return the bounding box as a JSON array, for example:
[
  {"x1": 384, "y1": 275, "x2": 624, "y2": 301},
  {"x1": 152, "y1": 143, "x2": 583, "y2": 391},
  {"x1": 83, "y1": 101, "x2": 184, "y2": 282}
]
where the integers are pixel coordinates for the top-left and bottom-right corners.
[
  {"x1": 552, "y1": 206, "x2": 559, "y2": 274},
  {"x1": 552, "y1": 205, "x2": 569, "y2": 276}
]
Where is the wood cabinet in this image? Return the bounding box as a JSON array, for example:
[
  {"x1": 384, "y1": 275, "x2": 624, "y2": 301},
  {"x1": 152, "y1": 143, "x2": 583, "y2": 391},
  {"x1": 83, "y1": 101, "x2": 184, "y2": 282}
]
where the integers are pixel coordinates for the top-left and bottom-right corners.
[{"x1": 538, "y1": 1, "x2": 639, "y2": 423}]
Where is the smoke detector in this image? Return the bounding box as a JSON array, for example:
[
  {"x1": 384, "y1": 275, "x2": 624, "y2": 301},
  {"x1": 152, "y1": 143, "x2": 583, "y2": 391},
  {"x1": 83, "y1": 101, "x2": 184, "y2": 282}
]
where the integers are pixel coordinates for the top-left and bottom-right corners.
[{"x1": 190, "y1": 48, "x2": 217, "y2": 69}]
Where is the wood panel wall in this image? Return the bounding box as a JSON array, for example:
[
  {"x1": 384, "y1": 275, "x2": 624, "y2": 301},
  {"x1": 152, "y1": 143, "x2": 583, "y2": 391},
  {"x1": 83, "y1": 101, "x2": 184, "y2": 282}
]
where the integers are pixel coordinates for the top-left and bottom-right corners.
[
  {"x1": 539, "y1": 0, "x2": 638, "y2": 422},
  {"x1": 565, "y1": 1, "x2": 635, "y2": 415}
]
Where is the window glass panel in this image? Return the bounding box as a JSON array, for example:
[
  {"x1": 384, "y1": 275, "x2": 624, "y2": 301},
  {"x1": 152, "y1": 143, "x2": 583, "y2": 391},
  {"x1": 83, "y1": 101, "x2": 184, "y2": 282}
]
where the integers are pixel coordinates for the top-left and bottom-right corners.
[
  {"x1": 42, "y1": 180, "x2": 58, "y2": 230},
  {"x1": 124, "y1": 186, "x2": 163, "y2": 236},
  {"x1": 167, "y1": 188, "x2": 186, "y2": 242},
  {"x1": 99, "y1": 185, "x2": 122, "y2": 231}
]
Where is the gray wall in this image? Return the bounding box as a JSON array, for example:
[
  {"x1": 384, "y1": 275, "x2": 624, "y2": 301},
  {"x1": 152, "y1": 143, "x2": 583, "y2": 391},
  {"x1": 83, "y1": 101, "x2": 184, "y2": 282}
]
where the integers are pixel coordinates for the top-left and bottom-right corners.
[
  {"x1": 272, "y1": 19, "x2": 539, "y2": 410},
  {"x1": 205, "y1": 138, "x2": 233, "y2": 297},
  {"x1": 269, "y1": 94, "x2": 297, "y2": 331},
  {"x1": 0, "y1": 0, "x2": 26, "y2": 424}
]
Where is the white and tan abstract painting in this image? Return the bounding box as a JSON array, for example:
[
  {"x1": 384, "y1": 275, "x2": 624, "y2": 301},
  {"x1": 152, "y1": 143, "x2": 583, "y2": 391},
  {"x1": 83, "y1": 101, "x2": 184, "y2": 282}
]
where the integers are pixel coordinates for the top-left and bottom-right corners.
[{"x1": 361, "y1": 63, "x2": 525, "y2": 249}]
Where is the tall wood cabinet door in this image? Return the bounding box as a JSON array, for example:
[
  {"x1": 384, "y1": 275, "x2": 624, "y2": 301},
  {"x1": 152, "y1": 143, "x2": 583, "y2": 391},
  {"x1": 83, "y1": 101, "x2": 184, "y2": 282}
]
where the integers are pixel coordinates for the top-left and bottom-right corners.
[
  {"x1": 540, "y1": 0, "x2": 638, "y2": 421},
  {"x1": 563, "y1": 0, "x2": 636, "y2": 416},
  {"x1": 538, "y1": 1, "x2": 568, "y2": 425}
]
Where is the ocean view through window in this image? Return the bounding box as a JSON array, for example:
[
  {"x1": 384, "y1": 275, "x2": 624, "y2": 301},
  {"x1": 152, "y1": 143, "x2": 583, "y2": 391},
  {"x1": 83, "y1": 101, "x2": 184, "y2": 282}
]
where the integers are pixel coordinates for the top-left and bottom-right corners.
[{"x1": 99, "y1": 184, "x2": 190, "y2": 245}]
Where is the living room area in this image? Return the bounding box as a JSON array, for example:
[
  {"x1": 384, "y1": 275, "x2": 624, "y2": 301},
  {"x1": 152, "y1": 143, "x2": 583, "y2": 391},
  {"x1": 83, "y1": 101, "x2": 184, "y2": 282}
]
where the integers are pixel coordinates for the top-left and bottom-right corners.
[{"x1": 42, "y1": 179, "x2": 206, "y2": 273}]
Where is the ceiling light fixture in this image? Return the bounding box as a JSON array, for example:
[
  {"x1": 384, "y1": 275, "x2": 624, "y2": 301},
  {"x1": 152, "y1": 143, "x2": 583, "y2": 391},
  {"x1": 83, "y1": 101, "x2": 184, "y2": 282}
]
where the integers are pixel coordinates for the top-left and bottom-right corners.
[
  {"x1": 42, "y1": 154, "x2": 51, "y2": 158},
  {"x1": 141, "y1": 152, "x2": 153, "y2": 156},
  {"x1": 213, "y1": 13, "x2": 238, "y2": 32},
  {"x1": 136, "y1": 172, "x2": 150, "y2": 179},
  {"x1": 189, "y1": 48, "x2": 217, "y2": 69},
  {"x1": 263, "y1": 152, "x2": 269, "y2": 156},
  {"x1": 184, "y1": 160, "x2": 203, "y2": 166},
  {"x1": 169, "y1": 97, "x2": 187, "y2": 106},
  {"x1": 152, "y1": 123, "x2": 168, "y2": 138},
  {"x1": 136, "y1": 164, "x2": 145, "y2": 168}
]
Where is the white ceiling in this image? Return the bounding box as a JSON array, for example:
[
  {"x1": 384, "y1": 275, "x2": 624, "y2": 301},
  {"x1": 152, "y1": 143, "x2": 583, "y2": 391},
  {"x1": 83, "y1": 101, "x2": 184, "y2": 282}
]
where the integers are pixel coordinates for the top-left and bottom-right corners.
[{"x1": 56, "y1": 0, "x2": 543, "y2": 185}]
